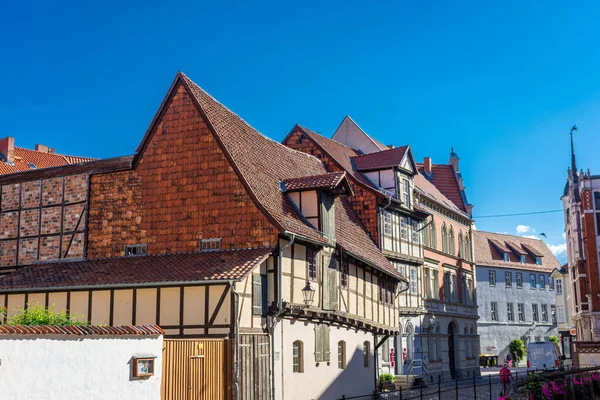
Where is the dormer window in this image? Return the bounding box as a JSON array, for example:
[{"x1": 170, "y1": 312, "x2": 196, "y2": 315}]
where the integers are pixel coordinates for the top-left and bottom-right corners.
[
  {"x1": 520, "y1": 255, "x2": 526, "y2": 264},
  {"x1": 283, "y1": 172, "x2": 352, "y2": 244},
  {"x1": 503, "y1": 253, "x2": 510, "y2": 262},
  {"x1": 536, "y1": 257, "x2": 542, "y2": 265}
]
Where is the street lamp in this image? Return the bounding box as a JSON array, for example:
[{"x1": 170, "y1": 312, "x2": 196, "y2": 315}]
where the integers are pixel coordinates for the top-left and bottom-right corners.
[
  {"x1": 531, "y1": 322, "x2": 537, "y2": 331},
  {"x1": 302, "y1": 281, "x2": 315, "y2": 307}
]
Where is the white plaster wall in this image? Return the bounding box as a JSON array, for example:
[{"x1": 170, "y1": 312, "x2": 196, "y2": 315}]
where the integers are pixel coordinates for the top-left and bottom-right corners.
[
  {"x1": 274, "y1": 319, "x2": 374, "y2": 400},
  {"x1": 331, "y1": 116, "x2": 382, "y2": 154},
  {"x1": 0, "y1": 334, "x2": 163, "y2": 400}
]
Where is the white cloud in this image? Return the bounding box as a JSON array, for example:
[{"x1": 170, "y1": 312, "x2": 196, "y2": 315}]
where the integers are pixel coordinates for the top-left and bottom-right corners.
[
  {"x1": 548, "y1": 243, "x2": 567, "y2": 258},
  {"x1": 562, "y1": 232, "x2": 566, "y2": 240},
  {"x1": 522, "y1": 235, "x2": 539, "y2": 239},
  {"x1": 516, "y1": 225, "x2": 531, "y2": 234}
]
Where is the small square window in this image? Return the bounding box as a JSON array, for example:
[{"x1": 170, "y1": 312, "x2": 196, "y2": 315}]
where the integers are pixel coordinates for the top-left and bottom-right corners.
[
  {"x1": 125, "y1": 244, "x2": 148, "y2": 256},
  {"x1": 200, "y1": 238, "x2": 222, "y2": 252}
]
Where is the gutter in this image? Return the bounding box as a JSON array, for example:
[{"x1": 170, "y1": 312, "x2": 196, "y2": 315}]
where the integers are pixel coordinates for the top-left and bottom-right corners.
[
  {"x1": 271, "y1": 233, "x2": 296, "y2": 400},
  {"x1": 231, "y1": 281, "x2": 240, "y2": 400}
]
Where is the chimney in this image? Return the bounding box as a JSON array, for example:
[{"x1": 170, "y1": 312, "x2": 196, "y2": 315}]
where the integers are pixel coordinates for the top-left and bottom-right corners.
[
  {"x1": 0, "y1": 137, "x2": 15, "y2": 163},
  {"x1": 424, "y1": 157, "x2": 432, "y2": 175},
  {"x1": 35, "y1": 144, "x2": 49, "y2": 153}
]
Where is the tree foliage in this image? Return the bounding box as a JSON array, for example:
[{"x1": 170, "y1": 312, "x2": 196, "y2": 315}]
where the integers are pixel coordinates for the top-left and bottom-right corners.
[
  {"x1": 548, "y1": 336, "x2": 560, "y2": 344},
  {"x1": 1, "y1": 303, "x2": 87, "y2": 326},
  {"x1": 510, "y1": 339, "x2": 526, "y2": 359}
]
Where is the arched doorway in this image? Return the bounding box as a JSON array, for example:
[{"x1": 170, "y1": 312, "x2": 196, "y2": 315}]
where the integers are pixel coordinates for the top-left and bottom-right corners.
[{"x1": 448, "y1": 323, "x2": 457, "y2": 379}]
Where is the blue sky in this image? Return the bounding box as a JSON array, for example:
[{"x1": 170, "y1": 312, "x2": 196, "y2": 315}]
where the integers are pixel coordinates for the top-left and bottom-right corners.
[{"x1": 2, "y1": 1, "x2": 600, "y2": 263}]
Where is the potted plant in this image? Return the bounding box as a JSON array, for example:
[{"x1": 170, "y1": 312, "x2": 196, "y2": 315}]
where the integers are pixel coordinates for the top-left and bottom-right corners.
[{"x1": 379, "y1": 373, "x2": 396, "y2": 391}]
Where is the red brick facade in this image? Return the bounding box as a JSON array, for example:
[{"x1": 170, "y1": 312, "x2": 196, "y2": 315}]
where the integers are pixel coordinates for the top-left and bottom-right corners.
[
  {"x1": 283, "y1": 128, "x2": 380, "y2": 245},
  {"x1": 0, "y1": 174, "x2": 88, "y2": 268},
  {"x1": 87, "y1": 84, "x2": 278, "y2": 258}
]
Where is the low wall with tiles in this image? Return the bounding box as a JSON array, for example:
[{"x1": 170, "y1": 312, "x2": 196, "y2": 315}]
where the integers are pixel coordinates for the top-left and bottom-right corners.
[{"x1": 0, "y1": 325, "x2": 164, "y2": 400}]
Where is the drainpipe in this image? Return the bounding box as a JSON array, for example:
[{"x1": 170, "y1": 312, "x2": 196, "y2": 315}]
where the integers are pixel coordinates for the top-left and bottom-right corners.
[
  {"x1": 270, "y1": 234, "x2": 296, "y2": 400},
  {"x1": 231, "y1": 281, "x2": 240, "y2": 400}
]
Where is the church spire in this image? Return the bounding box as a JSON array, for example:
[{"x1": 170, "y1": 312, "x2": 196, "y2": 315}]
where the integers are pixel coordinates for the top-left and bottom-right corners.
[
  {"x1": 571, "y1": 125, "x2": 578, "y2": 183},
  {"x1": 570, "y1": 125, "x2": 580, "y2": 202}
]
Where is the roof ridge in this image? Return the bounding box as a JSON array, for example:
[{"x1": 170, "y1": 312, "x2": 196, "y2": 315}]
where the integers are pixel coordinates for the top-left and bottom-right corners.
[
  {"x1": 298, "y1": 125, "x2": 361, "y2": 151},
  {"x1": 179, "y1": 77, "x2": 324, "y2": 167},
  {"x1": 475, "y1": 230, "x2": 544, "y2": 242}
]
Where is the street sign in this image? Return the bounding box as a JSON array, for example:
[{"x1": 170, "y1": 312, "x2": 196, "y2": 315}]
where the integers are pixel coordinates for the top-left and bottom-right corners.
[{"x1": 570, "y1": 328, "x2": 577, "y2": 336}]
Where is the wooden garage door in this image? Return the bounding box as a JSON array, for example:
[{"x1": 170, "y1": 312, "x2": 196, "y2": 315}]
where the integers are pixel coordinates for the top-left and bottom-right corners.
[{"x1": 162, "y1": 339, "x2": 231, "y2": 400}]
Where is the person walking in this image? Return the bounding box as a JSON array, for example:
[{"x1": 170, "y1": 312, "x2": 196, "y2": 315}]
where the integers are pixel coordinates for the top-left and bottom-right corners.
[{"x1": 500, "y1": 363, "x2": 512, "y2": 396}]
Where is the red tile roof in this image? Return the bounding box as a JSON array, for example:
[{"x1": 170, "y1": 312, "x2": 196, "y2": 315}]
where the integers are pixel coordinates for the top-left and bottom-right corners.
[
  {"x1": 283, "y1": 171, "x2": 350, "y2": 193},
  {"x1": 0, "y1": 248, "x2": 275, "y2": 291},
  {"x1": 352, "y1": 146, "x2": 408, "y2": 171},
  {"x1": 139, "y1": 73, "x2": 403, "y2": 282},
  {"x1": 417, "y1": 163, "x2": 466, "y2": 212},
  {"x1": 473, "y1": 231, "x2": 559, "y2": 272},
  {"x1": 506, "y1": 241, "x2": 528, "y2": 256},
  {"x1": 0, "y1": 147, "x2": 96, "y2": 175},
  {"x1": 0, "y1": 325, "x2": 164, "y2": 336},
  {"x1": 291, "y1": 126, "x2": 384, "y2": 196}
]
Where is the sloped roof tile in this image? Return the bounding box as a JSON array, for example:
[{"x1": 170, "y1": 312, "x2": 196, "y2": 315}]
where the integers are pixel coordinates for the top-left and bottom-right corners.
[
  {"x1": 352, "y1": 146, "x2": 408, "y2": 171},
  {"x1": 0, "y1": 248, "x2": 275, "y2": 291},
  {"x1": 473, "y1": 231, "x2": 559, "y2": 272},
  {"x1": 0, "y1": 147, "x2": 96, "y2": 175}
]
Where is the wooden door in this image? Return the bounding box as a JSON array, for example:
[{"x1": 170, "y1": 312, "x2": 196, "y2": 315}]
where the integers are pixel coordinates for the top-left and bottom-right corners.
[{"x1": 188, "y1": 355, "x2": 205, "y2": 400}]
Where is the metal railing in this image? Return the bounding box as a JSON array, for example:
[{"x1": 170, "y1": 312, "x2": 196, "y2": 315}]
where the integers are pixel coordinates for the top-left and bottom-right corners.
[{"x1": 335, "y1": 365, "x2": 600, "y2": 400}]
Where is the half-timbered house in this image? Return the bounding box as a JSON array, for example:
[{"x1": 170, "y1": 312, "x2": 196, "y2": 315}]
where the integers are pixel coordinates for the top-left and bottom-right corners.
[{"x1": 0, "y1": 73, "x2": 406, "y2": 400}]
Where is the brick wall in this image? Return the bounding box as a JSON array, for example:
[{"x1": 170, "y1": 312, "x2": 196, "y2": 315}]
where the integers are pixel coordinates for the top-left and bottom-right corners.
[
  {"x1": 0, "y1": 175, "x2": 88, "y2": 268},
  {"x1": 87, "y1": 84, "x2": 278, "y2": 258},
  {"x1": 283, "y1": 129, "x2": 380, "y2": 245}
]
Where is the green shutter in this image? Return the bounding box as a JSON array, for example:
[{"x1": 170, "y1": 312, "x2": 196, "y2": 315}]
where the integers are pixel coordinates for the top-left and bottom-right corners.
[{"x1": 320, "y1": 192, "x2": 336, "y2": 244}]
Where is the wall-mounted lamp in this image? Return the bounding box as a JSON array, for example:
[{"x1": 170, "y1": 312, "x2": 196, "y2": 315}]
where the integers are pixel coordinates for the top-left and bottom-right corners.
[{"x1": 302, "y1": 281, "x2": 315, "y2": 307}]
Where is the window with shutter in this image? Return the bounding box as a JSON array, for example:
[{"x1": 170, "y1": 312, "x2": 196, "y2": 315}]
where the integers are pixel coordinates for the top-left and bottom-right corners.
[
  {"x1": 320, "y1": 192, "x2": 336, "y2": 244},
  {"x1": 314, "y1": 324, "x2": 331, "y2": 363},
  {"x1": 322, "y1": 253, "x2": 339, "y2": 311},
  {"x1": 252, "y1": 273, "x2": 263, "y2": 315}
]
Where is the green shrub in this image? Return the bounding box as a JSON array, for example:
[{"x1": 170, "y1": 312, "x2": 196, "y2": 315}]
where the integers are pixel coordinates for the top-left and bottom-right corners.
[
  {"x1": 548, "y1": 336, "x2": 560, "y2": 344},
  {"x1": 510, "y1": 339, "x2": 526, "y2": 360},
  {"x1": 1, "y1": 303, "x2": 87, "y2": 326},
  {"x1": 380, "y1": 373, "x2": 395, "y2": 383}
]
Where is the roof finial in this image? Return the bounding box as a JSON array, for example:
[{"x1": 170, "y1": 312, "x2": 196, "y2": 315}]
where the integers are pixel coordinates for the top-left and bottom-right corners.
[
  {"x1": 571, "y1": 125, "x2": 578, "y2": 183},
  {"x1": 451, "y1": 146, "x2": 455, "y2": 154}
]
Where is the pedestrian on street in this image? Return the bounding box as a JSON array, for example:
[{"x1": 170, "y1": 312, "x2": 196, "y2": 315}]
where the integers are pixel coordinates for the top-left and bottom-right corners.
[{"x1": 500, "y1": 363, "x2": 512, "y2": 396}]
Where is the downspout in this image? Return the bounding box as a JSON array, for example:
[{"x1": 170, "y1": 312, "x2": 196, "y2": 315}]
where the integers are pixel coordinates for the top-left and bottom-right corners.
[
  {"x1": 270, "y1": 233, "x2": 296, "y2": 400},
  {"x1": 231, "y1": 281, "x2": 240, "y2": 400}
]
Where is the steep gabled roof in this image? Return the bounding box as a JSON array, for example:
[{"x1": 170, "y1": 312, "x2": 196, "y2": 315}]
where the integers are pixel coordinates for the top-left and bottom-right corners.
[
  {"x1": 288, "y1": 126, "x2": 384, "y2": 196},
  {"x1": 134, "y1": 73, "x2": 403, "y2": 281},
  {"x1": 473, "y1": 231, "x2": 559, "y2": 272},
  {"x1": 352, "y1": 146, "x2": 409, "y2": 171},
  {"x1": 416, "y1": 163, "x2": 466, "y2": 212}
]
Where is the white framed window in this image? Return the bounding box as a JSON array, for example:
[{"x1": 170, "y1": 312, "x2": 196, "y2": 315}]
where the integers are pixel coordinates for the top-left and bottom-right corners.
[
  {"x1": 410, "y1": 268, "x2": 418, "y2": 295},
  {"x1": 551, "y1": 305, "x2": 556, "y2": 324},
  {"x1": 503, "y1": 253, "x2": 510, "y2": 262},
  {"x1": 400, "y1": 217, "x2": 408, "y2": 240},
  {"x1": 412, "y1": 221, "x2": 420, "y2": 244},
  {"x1": 539, "y1": 275, "x2": 545, "y2": 289},
  {"x1": 491, "y1": 302, "x2": 498, "y2": 321},
  {"x1": 529, "y1": 274, "x2": 536, "y2": 289},
  {"x1": 507, "y1": 303, "x2": 514, "y2": 321},
  {"x1": 541, "y1": 304, "x2": 548, "y2": 322},
  {"x1": 557, "y1": 306, "x2": 566, "y2": 323},
  {"x1": 518, "y1": 303, "x2": 525, "y2": 322},
  {"x1": 403, "y1": 179, "x2": 410, "y2": 206},
  {"x1": 556, "y1": 278, "x2": 563, "y2": 294},
  {"x1": 505, "y1": 272, "x2": 512, "y2": 287},
  {"x1": 200, "y1": 238, "x2": 222, "y2": 252},
  {"x1": 520, "y1": 255, "x2": 526, "y2": 263},
  {"x1": 489, "y1": 270, "x2": 496, "y2": 286},
  {"x1": 383, "y1": 212, "x2": 392, "y2": 236},
  {"x1": 293, "y1": 341, "x2": 304, "y2": 373},
  {"x1": 516, "y1": 272, "x2": 523, "y2": 288},
  {"x1": 532, "y1": 304, "x2": 539, "y2": 322}
]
